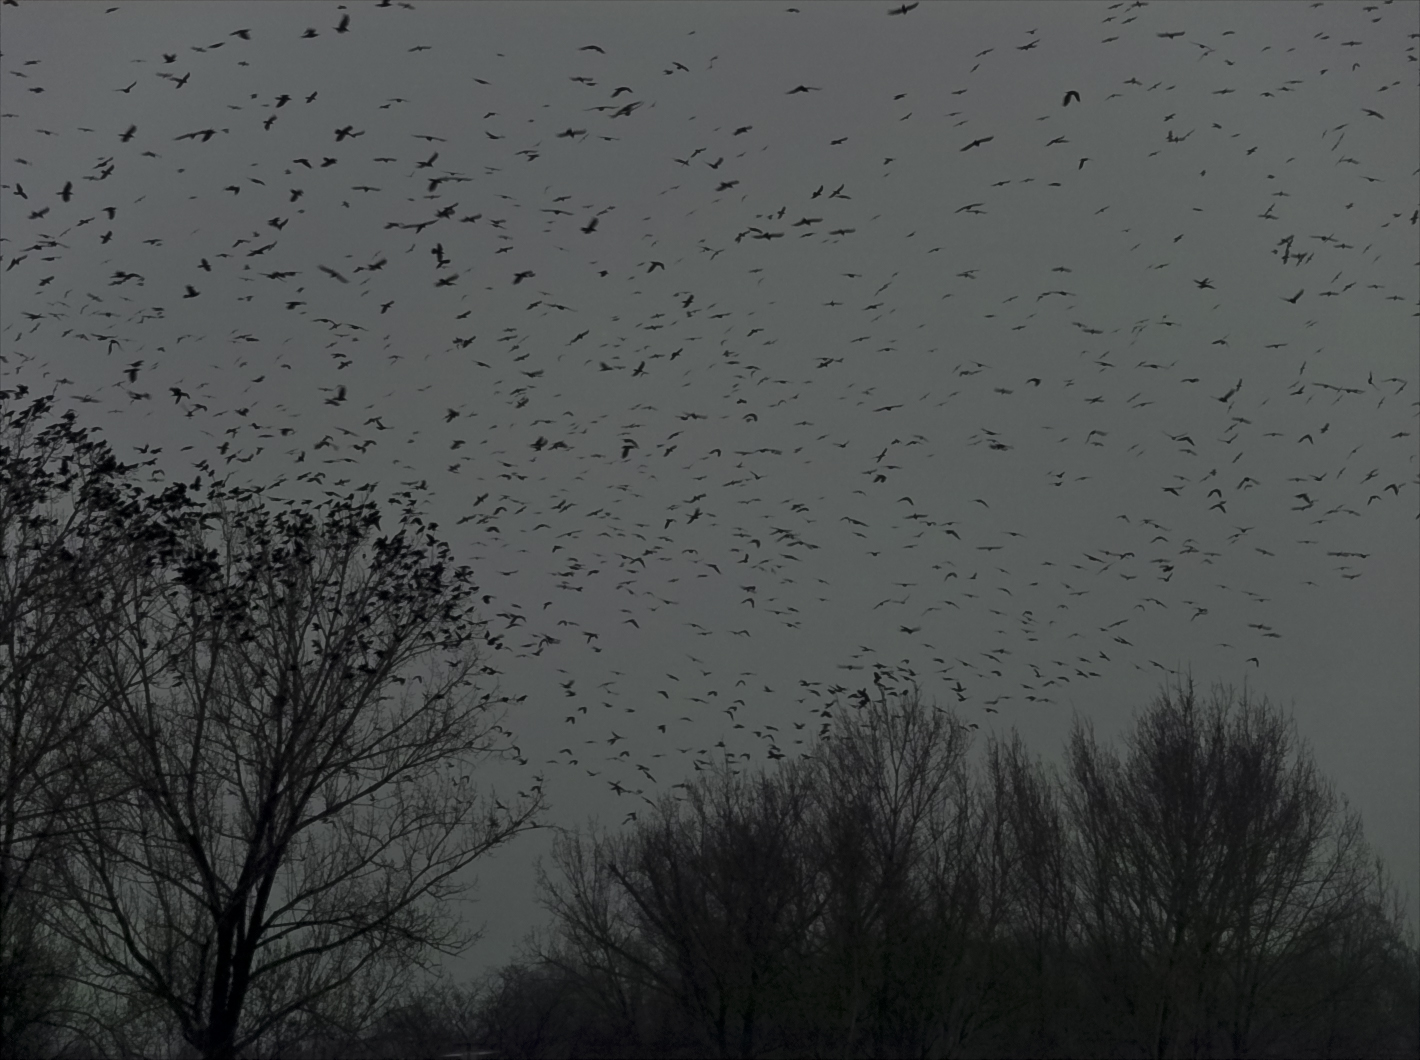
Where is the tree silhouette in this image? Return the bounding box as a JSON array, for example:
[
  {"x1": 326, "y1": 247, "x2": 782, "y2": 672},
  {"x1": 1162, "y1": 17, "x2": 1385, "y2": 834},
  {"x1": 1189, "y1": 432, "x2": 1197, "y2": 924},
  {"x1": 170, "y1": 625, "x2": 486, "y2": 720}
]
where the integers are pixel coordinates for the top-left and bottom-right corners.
[
  {"x1": 983, "y1": 731, "x2": 1074, "y2": 1057},
  {"x1": 474, "y1": 679, "x2": 1416, "y2": 1060},
  {"x1": 806, "y1": 682, "x2": 997, "y2": 1058},
  {"x1": 2, "y1": 407, "x2": 545, "y2": 1060},
  {"x1": 540, "y1": 761, "x2": 821, "y2": 1058},
  {"x1": 1063, "y1": 677, "x2": 1415, "y2": 1059},
  {"x1": 2, "y1": 393, "x2": 193, "y2": 1057}
]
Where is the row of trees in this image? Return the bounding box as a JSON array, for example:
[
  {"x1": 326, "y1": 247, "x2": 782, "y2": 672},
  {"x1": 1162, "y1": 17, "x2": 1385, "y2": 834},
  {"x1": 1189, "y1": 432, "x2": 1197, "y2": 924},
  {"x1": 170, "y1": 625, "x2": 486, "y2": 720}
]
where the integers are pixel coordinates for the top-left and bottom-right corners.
[
  {"x1": 1, "y1": 393, "x2": 542, "y2": 1059},
  {"x1": 474, "y1": 680, "x2": 1417, "y2": 1059}
]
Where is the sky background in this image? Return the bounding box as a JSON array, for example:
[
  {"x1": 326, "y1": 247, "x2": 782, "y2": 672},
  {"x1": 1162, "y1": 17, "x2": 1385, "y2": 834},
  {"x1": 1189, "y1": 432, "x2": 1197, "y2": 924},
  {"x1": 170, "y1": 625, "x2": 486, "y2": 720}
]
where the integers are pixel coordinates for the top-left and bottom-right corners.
[{"x1": 3, "y1": 0, "x2": 1417, "y2": 978}]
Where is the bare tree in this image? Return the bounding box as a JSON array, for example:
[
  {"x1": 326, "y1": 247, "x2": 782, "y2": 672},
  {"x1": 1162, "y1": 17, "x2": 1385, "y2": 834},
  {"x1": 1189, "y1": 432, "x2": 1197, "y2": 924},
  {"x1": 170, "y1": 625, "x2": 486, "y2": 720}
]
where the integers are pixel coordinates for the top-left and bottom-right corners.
[
  {"x1": 1, "y1": 394, "x2": 193, "y2": 1057},
  {"x1": 472, "y1": 955, "x2": 593, "y2": 1060},
  {"x1": 48, "y1": 483, "x2": 542, "y2": 1060},
  {"x1": 541, "y1": 760, "x2": 822, "y2": 1059},
  {"x1": 533, "y1": 844, "x2": 659, "y2": 1057},
  {"x1": 805, "y1": 679, "x2": 999, "y2": 1060},
  {"x1": 1064, "y1": 677, "x2": 1409, "y2": 1059},
  {"x1": 983, "y1": 732, "x2": 1074, "y2": 1058}
]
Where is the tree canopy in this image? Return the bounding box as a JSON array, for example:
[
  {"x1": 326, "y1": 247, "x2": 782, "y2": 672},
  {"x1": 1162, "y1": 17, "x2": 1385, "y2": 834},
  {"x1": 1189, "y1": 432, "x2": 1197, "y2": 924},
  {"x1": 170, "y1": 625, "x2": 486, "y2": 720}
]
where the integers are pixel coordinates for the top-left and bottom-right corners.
[{"x1": 2, "y1": 393, "x2": 543, "y2": 1059}]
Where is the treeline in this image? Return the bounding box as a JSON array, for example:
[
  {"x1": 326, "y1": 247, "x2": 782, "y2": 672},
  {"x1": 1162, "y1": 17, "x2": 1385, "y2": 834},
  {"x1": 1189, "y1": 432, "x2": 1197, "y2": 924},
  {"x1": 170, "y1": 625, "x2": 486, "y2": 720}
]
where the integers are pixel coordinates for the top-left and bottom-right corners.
[{"x1": 468, "y1": 682, "x2": 1417, "y2": 1060}]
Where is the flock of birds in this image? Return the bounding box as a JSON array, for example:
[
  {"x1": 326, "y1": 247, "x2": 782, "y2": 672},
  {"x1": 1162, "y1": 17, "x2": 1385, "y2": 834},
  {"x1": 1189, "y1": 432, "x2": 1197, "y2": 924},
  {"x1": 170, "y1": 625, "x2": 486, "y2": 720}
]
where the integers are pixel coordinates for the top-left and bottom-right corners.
[{"x1": 2, "y1": 0, "x2": 1416, "y2": 828}]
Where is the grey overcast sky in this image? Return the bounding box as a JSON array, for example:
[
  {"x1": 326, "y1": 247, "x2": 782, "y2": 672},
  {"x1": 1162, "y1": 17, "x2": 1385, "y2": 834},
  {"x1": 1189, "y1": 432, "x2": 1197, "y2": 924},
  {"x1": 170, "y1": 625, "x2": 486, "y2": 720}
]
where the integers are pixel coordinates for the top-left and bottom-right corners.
[{"x1": 3, "y1": 0, "x2": 1417, "y2": 973}]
